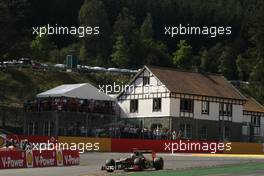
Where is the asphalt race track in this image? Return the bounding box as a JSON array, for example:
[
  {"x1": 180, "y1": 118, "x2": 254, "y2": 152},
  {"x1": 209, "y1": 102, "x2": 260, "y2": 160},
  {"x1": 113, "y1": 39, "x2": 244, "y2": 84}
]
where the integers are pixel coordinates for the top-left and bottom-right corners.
[{"x1": 1, "y1": 153, "x2": 264, "y2": 176}]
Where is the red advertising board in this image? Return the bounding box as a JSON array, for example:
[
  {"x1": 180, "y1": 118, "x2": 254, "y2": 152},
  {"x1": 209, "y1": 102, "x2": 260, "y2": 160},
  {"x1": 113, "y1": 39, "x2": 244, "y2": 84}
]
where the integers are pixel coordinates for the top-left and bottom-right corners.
[
  {"x1": 32, "y1": 150, "x2": 57, "y2": 167},
  {"x1": 0, "y1": 150, "x2": 26, "y2": 169},
  {"x1": 111, "y1": 139, "x2": 226, "y2": 154},
  {"x1": 62, "y1": 150, "x2": 80, "y2": 166},
  {"x1": 0, "y1": 149, "x2": 79, "y2": 169}
]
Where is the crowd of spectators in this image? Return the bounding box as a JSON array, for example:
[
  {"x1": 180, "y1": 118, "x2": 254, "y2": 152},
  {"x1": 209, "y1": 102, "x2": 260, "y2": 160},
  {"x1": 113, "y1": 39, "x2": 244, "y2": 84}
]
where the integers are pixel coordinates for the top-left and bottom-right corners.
[
  {"x1": 1, "y1": 138, "x2": 32, "y2": 150},
  {"x1": 24, "y1": 97, "x2": 116, "y2": 115},
  {"x1": 64, "y1": 124, "x2": 182, "y2": 140}
]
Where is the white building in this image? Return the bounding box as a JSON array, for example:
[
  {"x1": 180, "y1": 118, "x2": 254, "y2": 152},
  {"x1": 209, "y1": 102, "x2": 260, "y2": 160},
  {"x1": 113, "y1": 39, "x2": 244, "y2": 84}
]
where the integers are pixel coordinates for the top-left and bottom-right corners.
[
  {"x1": 117, "y1": 65, "x2": 264, "y2": 142},
  {"x1": 242, "y1": 97, "x2": 264, "y2": 142}
]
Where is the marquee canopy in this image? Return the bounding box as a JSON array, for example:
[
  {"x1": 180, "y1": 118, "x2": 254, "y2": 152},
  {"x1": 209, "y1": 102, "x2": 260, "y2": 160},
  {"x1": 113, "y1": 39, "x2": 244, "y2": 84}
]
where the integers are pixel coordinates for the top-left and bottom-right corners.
[{"x1": 37, "y1": 83, "x2": 114, "y2": 101}]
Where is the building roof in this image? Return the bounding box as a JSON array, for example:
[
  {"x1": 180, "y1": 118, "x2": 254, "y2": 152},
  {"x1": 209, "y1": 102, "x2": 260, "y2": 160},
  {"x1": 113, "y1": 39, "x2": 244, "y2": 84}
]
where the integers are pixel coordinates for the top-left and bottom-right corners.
[
  {"x1": 243, "y1": 97, "x2": 264, "y2": 113},
  {"x1": 37, "y1": 83, "x2": 114, "y2": 101},
  {"x1": 146, "y1": 65, "x2": 246, "y2": 100}
]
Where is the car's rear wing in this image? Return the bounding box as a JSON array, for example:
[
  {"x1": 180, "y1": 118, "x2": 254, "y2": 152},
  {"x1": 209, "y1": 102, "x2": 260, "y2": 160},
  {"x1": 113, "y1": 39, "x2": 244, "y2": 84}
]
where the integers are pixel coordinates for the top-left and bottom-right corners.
[
  {"x1": 132, "y1": 149, "x2": 156, "y2": 159},
  {"x1": 133, "y1": 149, "x2": 152, "y2": 153}
]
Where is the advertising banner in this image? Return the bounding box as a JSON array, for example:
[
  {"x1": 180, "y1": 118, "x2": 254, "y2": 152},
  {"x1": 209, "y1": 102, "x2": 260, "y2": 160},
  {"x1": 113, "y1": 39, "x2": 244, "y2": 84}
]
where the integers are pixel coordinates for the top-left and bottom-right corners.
[
  {"x1": 0, "y1": 150, "x2": 26, "y2": 169},
  {"x1": 62, "y1": 150, "x2": 80, "y2": 166},
  {"x1": 32, "y1": 150, "x2": 57, "y2": 167},
  {"x1": 0, "y1": 149, "x2": 79, "y2": 169},
  {"x1": 111, "y1": 139, "x2": 228, "y2": 154}
]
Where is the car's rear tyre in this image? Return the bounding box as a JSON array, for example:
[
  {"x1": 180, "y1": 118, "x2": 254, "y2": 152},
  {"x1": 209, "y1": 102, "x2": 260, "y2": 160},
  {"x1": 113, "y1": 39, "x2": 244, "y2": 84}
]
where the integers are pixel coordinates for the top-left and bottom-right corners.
[
  {"x1": 134, "y1": 158, "x2": 144, "y2": 170},
  {"x1": 154, "y1": 157, "x2": 164, "y2": 170},
  {"x1": 105, "y1": 158, "x2": 115, "y2": 166},
  {"x1": 105, "y1": 159, "x2": 115, "y2": 172}
]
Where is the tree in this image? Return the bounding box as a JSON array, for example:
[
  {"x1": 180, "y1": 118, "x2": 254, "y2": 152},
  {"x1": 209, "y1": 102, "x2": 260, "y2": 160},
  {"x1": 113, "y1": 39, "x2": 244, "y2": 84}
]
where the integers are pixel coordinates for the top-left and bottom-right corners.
[
  {"x1": 141, "y1": 40, "x2": 170, "y2": 66},
  {"x1": 30, "y1": 35, "x2": 57, "y2": 61},
  {"x1": 79, "y1": 0, "x2": 111, "y2": 64},
  {"x1": 172, "y1": 40, "x2": 193, "y2": 69},
  {"x1": 0, "y1": 0, "x2": 30, "y2": 58},
  {"x1": 49, "y1": 43, "x2": 80, "y2": 64},
  {"x1": 113, "y1": 7, "x2": 137, "y2": 44},
  {"x1": 218, "y1": 46, "x2": 238, "y2": 80},
  {"x1": 250, "y1": 58, "x2": 264, "y2": 103},
  {"x1": 140, "y1": 13, "x2": 153, "y2": 40},
  {"x1": 252, "y1": 1, "x2": 264, "y2": 57},
  {"x1": 206, "y1": 42, "x2": 223, "y2": 73},
  {"x1": 200, "y1": 49, "x2": 210, "y2": 71},
  {"x1": 0, "y1": 1, "x2": 13, "y2": 58},
  {"x1": 111, "y1": 35, "x2": 130, "y2": 68},
  {"x1": 236, "y1": 51, "x2": 257, "y2": 81}
]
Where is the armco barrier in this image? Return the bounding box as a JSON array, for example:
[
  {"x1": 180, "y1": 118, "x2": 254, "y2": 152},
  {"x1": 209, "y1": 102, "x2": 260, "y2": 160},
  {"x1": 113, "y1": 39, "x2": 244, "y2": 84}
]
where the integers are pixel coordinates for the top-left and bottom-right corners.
[
  {"x1": 111, "y1": 138, "x2": 226, "y2": 153},
  {"x1": 0, "y1": 149, "x2": 79, "y2": 169},
  {"x1": 224, "y1": 142, "x2": 263, "y2": 154},
  {"x1": 58, "y1": 136, "x2": 111, "y2": 152}
]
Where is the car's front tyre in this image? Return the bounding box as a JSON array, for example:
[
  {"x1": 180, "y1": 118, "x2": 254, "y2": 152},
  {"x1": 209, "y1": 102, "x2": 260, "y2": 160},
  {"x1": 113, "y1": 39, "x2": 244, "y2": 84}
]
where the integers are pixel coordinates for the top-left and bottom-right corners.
[{"x1": 154, "y1": 157, "x2": 164, "y2": 170}]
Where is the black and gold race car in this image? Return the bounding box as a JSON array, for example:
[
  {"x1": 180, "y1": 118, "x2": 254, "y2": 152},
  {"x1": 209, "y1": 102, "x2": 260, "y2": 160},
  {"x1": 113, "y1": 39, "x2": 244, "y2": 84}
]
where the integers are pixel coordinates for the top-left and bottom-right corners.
[{"x1": 101, "y1": 149, "x2": 164, "y2": 172}]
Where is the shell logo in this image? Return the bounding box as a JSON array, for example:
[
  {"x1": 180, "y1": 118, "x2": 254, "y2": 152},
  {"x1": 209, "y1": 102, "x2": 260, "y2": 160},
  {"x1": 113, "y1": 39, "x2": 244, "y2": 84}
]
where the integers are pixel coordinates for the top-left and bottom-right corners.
[
  {"x1": 26, "y1": 152, "x2": 33, "y2": 166},
  {"x1": 0, "y1": 136, "x2": 5, "y2": 147},
  {"x1": 57, "y1": 151, "x2": 63, "y2": 165}
]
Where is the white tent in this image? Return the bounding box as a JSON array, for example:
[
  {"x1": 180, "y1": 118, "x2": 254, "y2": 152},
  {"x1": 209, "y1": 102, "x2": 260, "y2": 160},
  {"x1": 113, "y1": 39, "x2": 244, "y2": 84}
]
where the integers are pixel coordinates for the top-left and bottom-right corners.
[{"x1": 37, "y1": 83, "x2": 114, "y2": 101}]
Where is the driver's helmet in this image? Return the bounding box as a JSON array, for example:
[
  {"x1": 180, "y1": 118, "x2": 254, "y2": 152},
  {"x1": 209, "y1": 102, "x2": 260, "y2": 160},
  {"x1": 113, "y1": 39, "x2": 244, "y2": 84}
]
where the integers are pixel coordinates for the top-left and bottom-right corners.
[
  {"x1": 130, "y1": 153, "x2": 137, "y2": 159},
  {"x1": 134, "y1": 152, "x2": 140, "y2": 156}
]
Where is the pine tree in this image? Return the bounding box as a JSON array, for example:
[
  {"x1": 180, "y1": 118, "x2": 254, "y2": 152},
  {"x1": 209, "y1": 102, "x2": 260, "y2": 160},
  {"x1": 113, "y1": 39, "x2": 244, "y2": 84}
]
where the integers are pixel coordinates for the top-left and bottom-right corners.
[
  {"x1": 79, "y1": 0, "x2": 111, "y2": 64},
  {"x1": 30, "y1": 34, "x2": 57, "y2": 62},
  {"x1": 172, "y1": 40, "x2": 193, "y2": 69},
  {"x1": 111, "y1": 35, "x2": 130, "y2": 68},
  {"x1": 200, "y1": 49, "x2": 210, "y2": 71},
  {"x1": 113, "y1": 7, "x2": 137, "y2": 44},
  {"x1": 218, "y1": 47, "x2": 238, "y2": 80},
  {"x1": 140, "y1": 13, "x2": 153, "y2": 40}
]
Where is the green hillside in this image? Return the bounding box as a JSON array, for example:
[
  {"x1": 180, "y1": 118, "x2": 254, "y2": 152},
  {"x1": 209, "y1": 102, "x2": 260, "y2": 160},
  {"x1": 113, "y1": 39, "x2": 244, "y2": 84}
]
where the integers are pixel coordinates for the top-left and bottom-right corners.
[{"x1": 0, "y1": 68, "x2": 130, "y2": 107}]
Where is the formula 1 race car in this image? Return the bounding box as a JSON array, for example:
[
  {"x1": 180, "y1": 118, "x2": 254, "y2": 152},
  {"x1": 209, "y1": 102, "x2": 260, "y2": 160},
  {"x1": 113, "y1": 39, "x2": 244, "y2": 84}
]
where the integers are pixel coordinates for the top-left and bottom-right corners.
[{"x1": 101, "y1": 149, "x2": 164, "y2": 172}]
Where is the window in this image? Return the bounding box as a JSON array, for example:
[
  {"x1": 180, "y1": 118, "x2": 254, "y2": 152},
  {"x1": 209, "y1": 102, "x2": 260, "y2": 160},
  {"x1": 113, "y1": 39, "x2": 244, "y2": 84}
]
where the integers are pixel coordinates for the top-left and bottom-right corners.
[
  {"x1": 219, "y1": 126, "x2": 231, "y2": 140},
  {"x1": 251, "y1": 115, "x2": 261, "y2": 126},
  {"x1": 180, "y1": 124, "x2": 192, "y2": 139},
  {"x1": 201, "y1": 101, "x2": 209, "y2": 114},
  {"x1": 200, "y1": 126, "x2": 208, "y2": 139},
  {"x1": 253, "y1": 126, "x2": 260, "y2": 136},
  {"x1": 251, "y1": 115, "x2": 261, "y2": 136},
  {"x1": 143, "y1": 76, "x2": 150, "y2": 86},
  {"x1": 153, "y1": 98, "x2": 162, "y2": 112},
  {"x1": 224, "y1": 126, "x2": 230, "y2": 140},
  {"x1": 180, "y1": 99, "x2": 194, "y2": 113},
  {"x1": 219, "y1": 103, "x2": 232, "y2": 116},
  {"x1": 130, "y1": 99, "x2": 138, "y2": 113}
]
